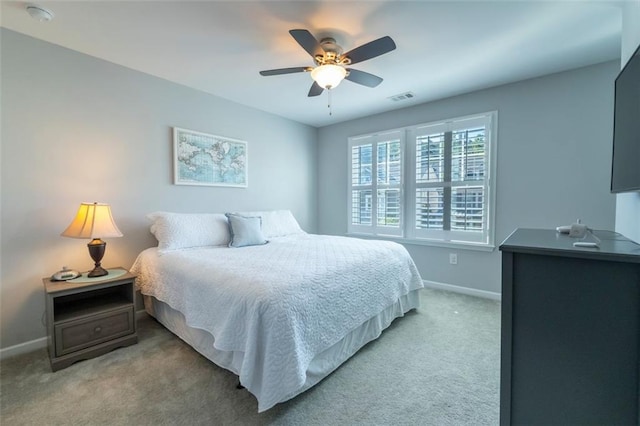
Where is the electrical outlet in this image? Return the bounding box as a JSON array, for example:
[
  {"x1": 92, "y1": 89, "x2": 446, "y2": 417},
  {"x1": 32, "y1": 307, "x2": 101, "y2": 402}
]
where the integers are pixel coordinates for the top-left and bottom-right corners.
[{"x1": 449, "y1": 253, "x2": 458, "y2": 265}]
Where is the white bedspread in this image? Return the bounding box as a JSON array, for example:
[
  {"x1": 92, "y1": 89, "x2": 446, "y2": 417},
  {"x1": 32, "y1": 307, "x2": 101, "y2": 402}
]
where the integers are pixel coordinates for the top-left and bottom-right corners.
[{"x1": 131, "y1": 234, "x2": 424, "y2": 411}]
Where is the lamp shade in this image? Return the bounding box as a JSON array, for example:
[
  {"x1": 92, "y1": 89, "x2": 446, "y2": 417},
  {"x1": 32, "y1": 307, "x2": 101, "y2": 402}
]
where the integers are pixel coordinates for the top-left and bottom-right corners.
[
  {"x1": 311, "y1": 64, "x2": 347, "y2": 89},
  {"x1": 61, "y1": 202, "x2": 123, "y2": 239}
]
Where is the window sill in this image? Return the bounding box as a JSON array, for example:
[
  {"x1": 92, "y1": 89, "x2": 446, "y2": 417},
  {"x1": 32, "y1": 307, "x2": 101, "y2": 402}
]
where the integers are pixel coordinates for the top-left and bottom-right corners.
[{"x1": 346, "y1": 233, "x2": 496, "y2": 252}]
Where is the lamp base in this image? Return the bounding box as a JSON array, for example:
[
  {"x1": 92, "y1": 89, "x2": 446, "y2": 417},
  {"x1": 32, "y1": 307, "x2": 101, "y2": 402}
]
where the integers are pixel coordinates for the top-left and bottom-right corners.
[
  {"x1": 87, "y1": 238, "x2": 108, "y2": 278},
  {"x1": 87, "y1": 265, "x2": 108, "y2": 278}
]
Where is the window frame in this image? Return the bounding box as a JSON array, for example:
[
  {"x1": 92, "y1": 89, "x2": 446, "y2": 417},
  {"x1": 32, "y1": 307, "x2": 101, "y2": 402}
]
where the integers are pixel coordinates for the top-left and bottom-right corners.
[{"x1": 347, "y1": 111, "x2": 498, "y2": 251}]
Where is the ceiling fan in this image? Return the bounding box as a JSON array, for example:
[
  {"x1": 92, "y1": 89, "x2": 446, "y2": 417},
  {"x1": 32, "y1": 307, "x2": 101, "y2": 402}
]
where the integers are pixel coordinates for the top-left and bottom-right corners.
[{"x1": 259, "y1": 29, "x2": 396, "y2": 97}]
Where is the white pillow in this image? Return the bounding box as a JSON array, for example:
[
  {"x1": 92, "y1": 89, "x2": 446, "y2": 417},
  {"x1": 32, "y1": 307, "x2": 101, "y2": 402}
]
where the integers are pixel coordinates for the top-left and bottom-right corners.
[
  {"x1": 146, "y1": 212, "x2": 230, "y2": 252},
  {"x1": 236, "y1": 210, "x2": 304, "y2": 239}
]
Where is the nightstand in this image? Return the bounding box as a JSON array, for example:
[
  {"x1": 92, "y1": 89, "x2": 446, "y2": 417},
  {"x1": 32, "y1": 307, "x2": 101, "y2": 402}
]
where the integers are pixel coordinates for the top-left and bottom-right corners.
[{"x1": 43, "y1": 268, "x2": 138, "y2": 371}]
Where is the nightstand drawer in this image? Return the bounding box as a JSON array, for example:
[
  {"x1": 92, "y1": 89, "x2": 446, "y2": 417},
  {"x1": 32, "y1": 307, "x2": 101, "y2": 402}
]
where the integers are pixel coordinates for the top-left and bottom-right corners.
[{"x1": 54, "y1": 306, "x2": 135, "y2": 357}]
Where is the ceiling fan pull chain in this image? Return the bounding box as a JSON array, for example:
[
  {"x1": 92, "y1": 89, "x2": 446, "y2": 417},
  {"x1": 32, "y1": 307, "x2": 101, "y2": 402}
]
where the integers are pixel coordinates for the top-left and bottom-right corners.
[{"x1": 328, "y1": 88, "x2": 333, "y2": 116}]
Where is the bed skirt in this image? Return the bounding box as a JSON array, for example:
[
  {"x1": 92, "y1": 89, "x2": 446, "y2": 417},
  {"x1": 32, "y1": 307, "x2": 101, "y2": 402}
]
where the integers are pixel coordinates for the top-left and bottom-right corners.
[{"x1": 143, "y1": 289, "x2": 421, "y2": 410}]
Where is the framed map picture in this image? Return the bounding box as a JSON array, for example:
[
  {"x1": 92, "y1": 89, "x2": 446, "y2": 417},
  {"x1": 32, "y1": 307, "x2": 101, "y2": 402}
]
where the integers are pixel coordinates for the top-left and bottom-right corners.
[{"x1": 173, "y1": 127, "x2": 248, "y2": 187}]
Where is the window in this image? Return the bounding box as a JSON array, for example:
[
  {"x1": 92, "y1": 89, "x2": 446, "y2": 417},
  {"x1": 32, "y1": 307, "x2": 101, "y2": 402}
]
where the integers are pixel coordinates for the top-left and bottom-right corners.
[
  {"x1": 349, "y1": 130, "x2": 403, "y2": 236},
  {"x1": 348, "y1": 112, "x2": 497, "y2": 249}
]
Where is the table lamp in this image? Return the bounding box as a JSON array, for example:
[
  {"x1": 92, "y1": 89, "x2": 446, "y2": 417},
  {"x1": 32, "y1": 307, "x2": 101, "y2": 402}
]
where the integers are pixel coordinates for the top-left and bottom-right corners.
[{"x1": 61, "y1": 202, "x2": 123, "y2": 277}]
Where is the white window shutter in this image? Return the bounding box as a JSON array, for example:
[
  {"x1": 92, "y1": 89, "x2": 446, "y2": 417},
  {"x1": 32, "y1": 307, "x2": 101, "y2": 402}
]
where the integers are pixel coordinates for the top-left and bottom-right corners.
[{"x1": 348, "y1": 112, "x2": 496, "y2": 248}]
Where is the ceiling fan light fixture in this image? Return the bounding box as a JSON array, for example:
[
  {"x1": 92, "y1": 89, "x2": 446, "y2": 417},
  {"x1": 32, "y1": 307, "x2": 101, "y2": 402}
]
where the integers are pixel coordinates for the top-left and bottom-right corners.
[{"x1": 311, "y1": 64, "x2": 347, "y2": 90}]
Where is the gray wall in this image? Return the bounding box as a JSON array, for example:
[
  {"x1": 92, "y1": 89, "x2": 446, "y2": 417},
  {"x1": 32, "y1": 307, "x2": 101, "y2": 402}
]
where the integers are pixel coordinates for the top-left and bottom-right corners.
[
  {"x1": 0, "y1": 29, "x2": 318, "y2": 349},
  {"x1": 318, "y1": 61, "x2": 619, "y2": 295},
  {"x1": 615, "y1": 0, "x2": 640, "y2": 243}
]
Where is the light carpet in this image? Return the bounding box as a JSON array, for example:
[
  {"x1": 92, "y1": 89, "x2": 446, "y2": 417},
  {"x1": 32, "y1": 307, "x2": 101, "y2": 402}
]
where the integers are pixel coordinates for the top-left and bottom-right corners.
[{"x1": 0, "y1": 289, "x2": 500, "y2": 425}]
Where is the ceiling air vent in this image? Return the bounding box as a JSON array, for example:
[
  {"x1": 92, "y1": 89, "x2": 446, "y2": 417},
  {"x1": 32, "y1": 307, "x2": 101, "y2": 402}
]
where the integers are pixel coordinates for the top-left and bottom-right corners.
[{"x1": 388, "y1": 92, "x2": 415, "y2": 102}]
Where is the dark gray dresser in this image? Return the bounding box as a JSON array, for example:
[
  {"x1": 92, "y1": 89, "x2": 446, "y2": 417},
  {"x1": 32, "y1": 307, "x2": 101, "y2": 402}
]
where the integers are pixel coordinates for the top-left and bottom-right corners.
[{"x1": 500, "y1": 228, "x2": 640, "y2": 425}]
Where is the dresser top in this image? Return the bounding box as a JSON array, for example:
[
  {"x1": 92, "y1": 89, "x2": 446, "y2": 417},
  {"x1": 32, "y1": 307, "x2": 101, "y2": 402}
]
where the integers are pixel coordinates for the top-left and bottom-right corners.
[{"x1": 500, "y1": 228, "x2": 640, "y2": 263}]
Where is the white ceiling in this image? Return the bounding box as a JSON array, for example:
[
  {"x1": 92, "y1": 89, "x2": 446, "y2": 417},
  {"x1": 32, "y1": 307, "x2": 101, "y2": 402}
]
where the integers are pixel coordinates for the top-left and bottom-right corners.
[{"x1": 0, "y1": 1, "x2": 623, "y2": 128}]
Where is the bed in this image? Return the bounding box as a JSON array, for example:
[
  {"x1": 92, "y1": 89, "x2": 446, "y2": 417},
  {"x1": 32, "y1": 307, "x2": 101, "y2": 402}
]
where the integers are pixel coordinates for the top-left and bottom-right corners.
[{"x1": 131, "y1": 210, "x2": 424, "y2": 412}]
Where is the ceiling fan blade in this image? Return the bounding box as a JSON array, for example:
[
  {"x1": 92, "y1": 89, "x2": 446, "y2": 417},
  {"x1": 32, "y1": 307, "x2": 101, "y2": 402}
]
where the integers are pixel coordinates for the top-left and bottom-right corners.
[
  {"x1": 259, "y1": 67, "x2": 311, "y2": 76},
  {"x1": 308, "y1": 81, "x2": 324, "y2": 97},
  {"x1": 342, "y1": 36, "x2": 396, "y2": 65},
  {"x1": 345, "y1": 69, "x2": 383, "y2": 87},
  {"x1": 289, "y1": 29, "x2": 324, "y2": 58}
]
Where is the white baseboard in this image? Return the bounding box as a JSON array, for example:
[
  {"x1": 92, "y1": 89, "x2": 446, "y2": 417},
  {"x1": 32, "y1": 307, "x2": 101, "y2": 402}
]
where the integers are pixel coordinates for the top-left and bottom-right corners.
[
  {"x1": 422, "y1": 279, "x2": 501, "y2": 301},
  {"x1": 0, "y1": 336, "x2": 47, "y2": 360}
]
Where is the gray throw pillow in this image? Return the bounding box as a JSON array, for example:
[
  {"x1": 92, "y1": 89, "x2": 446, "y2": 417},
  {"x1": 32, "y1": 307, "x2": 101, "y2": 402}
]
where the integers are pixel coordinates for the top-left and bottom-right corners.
[{"x1": 225, "y1": 213, "x2": 268, "y2": 248}]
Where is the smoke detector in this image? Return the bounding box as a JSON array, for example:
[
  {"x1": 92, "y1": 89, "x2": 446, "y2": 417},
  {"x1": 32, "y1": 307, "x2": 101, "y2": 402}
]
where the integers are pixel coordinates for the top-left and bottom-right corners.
[{"x1": 26, "y1": 4, "x2": 54, "y2": 22}]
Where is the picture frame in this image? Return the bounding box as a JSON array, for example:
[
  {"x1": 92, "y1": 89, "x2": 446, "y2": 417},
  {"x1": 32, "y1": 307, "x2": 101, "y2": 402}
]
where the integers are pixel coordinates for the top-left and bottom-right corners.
[{"x1": 173, "y1": 127, "x2": 248, "y2": 187}]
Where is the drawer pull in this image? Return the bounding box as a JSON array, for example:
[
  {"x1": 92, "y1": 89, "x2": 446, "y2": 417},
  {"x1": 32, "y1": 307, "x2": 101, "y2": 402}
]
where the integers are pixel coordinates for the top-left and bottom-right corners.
[{"x1": 94, "y1": 326, "x2": 102, "y2": 333}]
